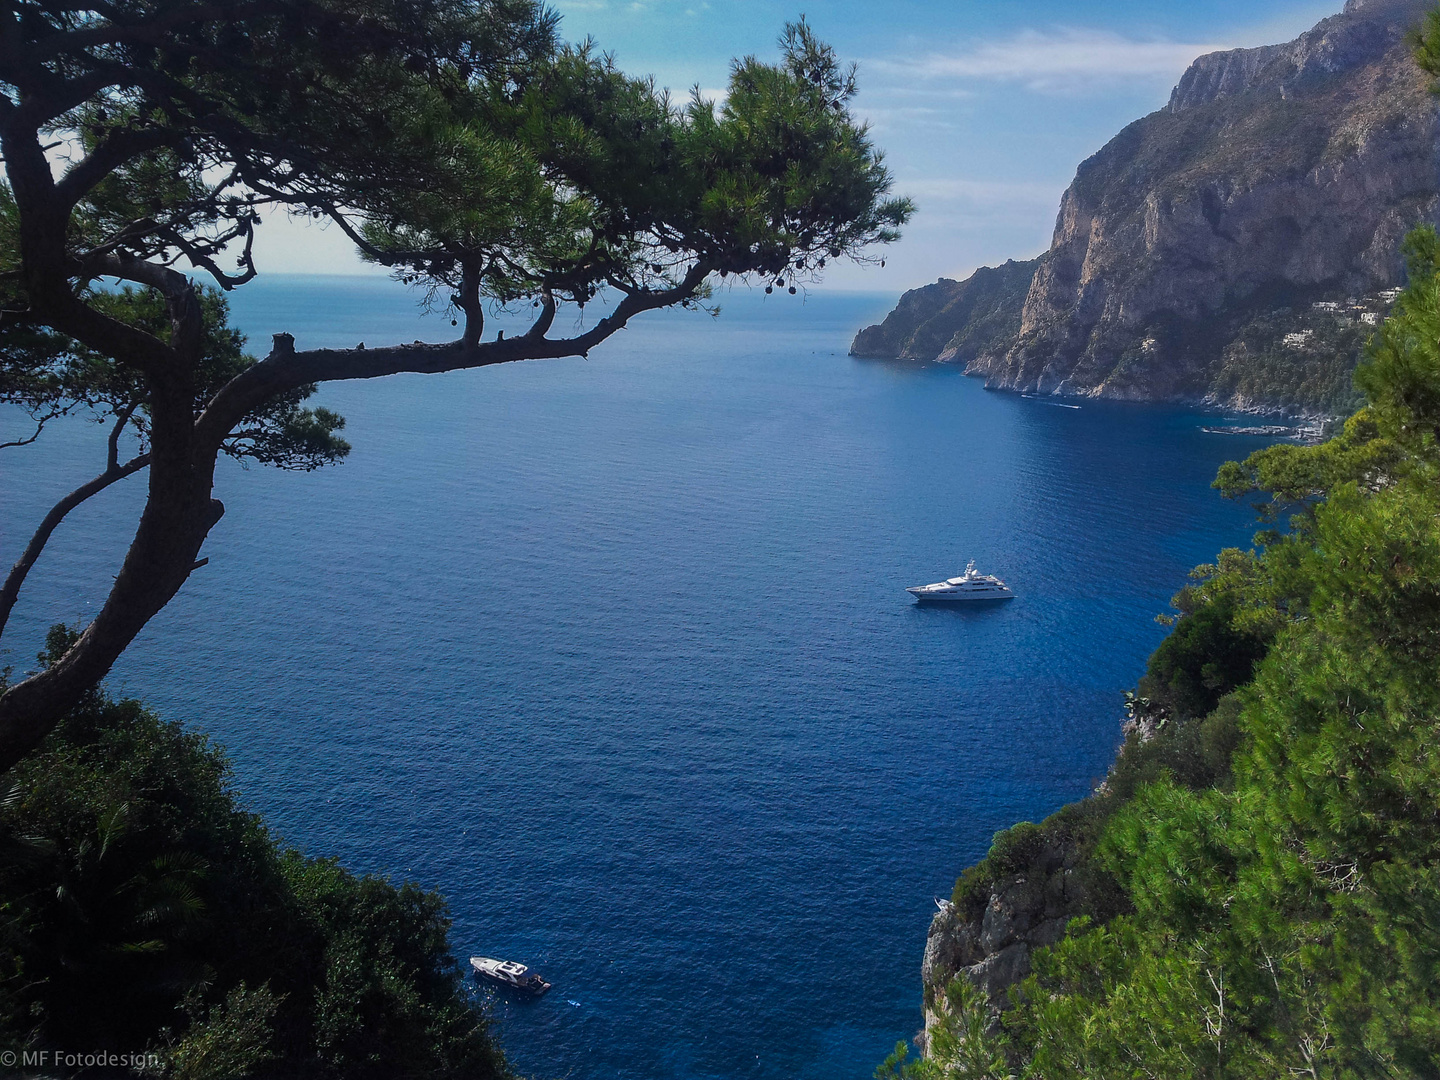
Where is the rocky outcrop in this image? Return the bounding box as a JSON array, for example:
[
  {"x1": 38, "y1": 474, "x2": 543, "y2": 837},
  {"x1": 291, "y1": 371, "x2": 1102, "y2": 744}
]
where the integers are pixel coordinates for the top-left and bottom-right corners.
[
  {"x1": 852, "y1": 0, "x2": 1440, "y2": 408},
  {"x1": 921, "y1": 842, "x2": 1089, "y2": 1042},
  {"x1": 849, "y1": 259, "x2": 1037, "y2": 362}
]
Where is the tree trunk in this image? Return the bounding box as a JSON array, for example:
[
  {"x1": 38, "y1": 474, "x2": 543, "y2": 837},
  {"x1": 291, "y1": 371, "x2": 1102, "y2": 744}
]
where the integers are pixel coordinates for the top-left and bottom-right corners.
[
  {"x1": 0, "y1": 263, "x2": 710, "y2": 775},
  {"x1": 0, "y1": 288, "x2": 221, "y2": 774}
]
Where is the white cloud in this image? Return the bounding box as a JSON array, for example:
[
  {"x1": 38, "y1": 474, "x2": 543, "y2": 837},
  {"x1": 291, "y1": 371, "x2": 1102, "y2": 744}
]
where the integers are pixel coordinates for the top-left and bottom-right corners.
[
  {"x1": 557, "y1": 0, "x2": 712, "y2": 13},
  {"x1": 856, "y1": 104, "x2": 965, "y2": 135},
  {"x1": 873, "y1": 28, "x2": 1233, "y2": 94}
]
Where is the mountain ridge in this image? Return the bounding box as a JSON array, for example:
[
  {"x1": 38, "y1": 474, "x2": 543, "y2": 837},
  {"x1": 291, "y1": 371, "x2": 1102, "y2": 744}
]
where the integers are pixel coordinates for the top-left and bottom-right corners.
[{"x1": 854, "y1": 0, "x2": 1440, "y2": 413}]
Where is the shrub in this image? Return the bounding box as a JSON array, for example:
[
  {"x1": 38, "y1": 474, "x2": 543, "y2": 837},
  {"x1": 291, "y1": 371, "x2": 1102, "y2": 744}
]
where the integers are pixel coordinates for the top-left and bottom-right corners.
[{"x1": 0, "y1": 644, "x2": 508, "y2": 1079}]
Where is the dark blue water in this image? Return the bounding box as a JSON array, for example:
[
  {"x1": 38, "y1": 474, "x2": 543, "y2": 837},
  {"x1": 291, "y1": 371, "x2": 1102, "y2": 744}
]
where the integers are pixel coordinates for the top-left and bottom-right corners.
[{"x1": 2, "y1": 276, "x2": 1270, "y2": 1079}]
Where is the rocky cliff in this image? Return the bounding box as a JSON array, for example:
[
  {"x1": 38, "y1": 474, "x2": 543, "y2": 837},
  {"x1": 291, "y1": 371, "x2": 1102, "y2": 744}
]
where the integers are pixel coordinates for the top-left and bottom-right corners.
[
  {"x1": 849, "y1": 259, "x2": 1037, "y2": 363},
  {"x1": 922, "y1": 842, "x2": 1084, "y2": 1013},
  {"x1": 854, "y1": 0, "x2": 1440, "y2": 410},
  {"x1": 919, "y1": 807, "x2": 1104, "y2": 1041}
]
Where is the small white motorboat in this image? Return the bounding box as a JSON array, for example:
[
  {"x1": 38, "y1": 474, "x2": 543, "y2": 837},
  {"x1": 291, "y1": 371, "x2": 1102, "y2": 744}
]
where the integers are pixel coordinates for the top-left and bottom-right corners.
[{"x1": 470, "y1": 956, "x2": 552, "y2": 996}]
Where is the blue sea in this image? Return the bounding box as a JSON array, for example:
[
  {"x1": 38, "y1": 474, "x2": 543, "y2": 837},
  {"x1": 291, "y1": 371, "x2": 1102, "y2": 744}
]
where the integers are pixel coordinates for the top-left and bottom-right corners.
[{"x1": 3, "y1": 276, "x2": 1271, "y2": 1079}]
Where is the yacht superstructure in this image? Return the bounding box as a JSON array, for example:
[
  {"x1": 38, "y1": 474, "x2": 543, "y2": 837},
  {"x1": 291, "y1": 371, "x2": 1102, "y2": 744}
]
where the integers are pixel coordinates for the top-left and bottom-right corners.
[
  {"x1": 470, "y1": 956, "x2": 552, "y2": 996},
  {"x1": 907, "y1": 561, "x2": 1014, "y2": 602}
]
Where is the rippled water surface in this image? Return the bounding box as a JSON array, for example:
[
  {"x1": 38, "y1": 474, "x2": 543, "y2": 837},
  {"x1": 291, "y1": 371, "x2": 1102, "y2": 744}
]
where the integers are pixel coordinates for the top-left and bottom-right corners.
[{"x1": 3, "y1": 276, "x2": 1273, "y2": 1079}]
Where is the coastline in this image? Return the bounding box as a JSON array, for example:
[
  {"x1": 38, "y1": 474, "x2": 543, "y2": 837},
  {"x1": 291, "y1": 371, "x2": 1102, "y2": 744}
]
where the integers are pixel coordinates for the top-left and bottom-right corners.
[{"x1": 958, "y1": 365, "x2": 1346, "y2": 429}]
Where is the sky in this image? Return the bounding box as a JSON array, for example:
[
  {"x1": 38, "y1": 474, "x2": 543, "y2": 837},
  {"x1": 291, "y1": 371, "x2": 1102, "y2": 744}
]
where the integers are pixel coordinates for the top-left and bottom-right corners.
[{"x1": 250, "y1": 0, "x2": 1346, "y2": 293}]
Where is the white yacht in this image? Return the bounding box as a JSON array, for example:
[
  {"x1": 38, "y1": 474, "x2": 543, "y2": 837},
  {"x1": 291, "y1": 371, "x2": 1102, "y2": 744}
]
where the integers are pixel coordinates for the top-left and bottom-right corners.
[
  {"x1": 471, "y1": 956, "x2": 552, "y2": 996},
  {"x1": 907, "y1": 561, "x2": 1014, "y2": 602}
]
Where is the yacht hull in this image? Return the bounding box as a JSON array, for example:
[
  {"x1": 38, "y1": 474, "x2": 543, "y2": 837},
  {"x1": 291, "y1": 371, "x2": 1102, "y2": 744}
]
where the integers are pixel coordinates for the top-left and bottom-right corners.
[
  {"x1": 909, "y1": 591, "x2": 1014, "y2": 603},
  {"x1": 474, "y1": 971, "x2": 551, "y2": 996}
]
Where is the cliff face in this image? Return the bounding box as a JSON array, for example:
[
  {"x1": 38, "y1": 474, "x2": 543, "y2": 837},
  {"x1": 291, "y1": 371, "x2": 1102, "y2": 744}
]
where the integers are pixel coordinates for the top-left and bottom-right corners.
[
  {"x1": 922, "y1": 841, "x2": 1085, "y2": 1018},
  {"x1": 1167, "y1": 0, "x2": 1417, "y2": 111},
  {"x1": 853, "y1": 0, "x2": 1440, "y2": 408},
  {"x1": 920, "y1": 812, "x2": 1104, "y2": 1039}
]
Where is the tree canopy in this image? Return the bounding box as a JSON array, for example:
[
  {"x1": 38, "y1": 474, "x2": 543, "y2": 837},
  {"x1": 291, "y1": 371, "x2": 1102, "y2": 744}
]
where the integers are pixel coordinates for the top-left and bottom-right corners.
[{"x1": 0, "y1": 0, "x2": 912, "y2": 772}]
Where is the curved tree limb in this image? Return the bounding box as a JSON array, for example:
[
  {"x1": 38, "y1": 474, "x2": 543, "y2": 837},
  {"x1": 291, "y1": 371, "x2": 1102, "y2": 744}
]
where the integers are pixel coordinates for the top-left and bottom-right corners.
[
  {"x1": 157, "y1": 218, "x2": 259, "y2": 291},
  {"x1": 31, "y1": 2, "x2": 287, "y2": 59},
  {"x1": 0, "y1": 402, "x2": 145, "y2": 640},
  {"x1": 194, "y1": 262, "x2": 712, "y2": 450},
  {"x1": 0, "y1": 408, "x2": 65, "y2": 450},
  {"x1": 54, "y1": 127, "x2": 175, "y2": 209},
  {"x1": 0, "y1": 357, "x2": 217, "y2": 773},
  {"x1": 0, "y1": 450, "x2": 150, "y2": 641}
]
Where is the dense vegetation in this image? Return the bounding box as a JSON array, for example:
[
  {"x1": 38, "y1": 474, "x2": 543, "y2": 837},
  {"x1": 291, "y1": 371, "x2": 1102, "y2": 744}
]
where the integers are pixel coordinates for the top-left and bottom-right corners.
[
  {"x1": 879, "y1": 216, "x2": 1440, "y2": 1077},
  {"x1": 0, "y1": 629, "x2": 505, "y2": 1079},
  {"x1": 1209, "y1": 301, "x2": 1382, "y2": 417}
]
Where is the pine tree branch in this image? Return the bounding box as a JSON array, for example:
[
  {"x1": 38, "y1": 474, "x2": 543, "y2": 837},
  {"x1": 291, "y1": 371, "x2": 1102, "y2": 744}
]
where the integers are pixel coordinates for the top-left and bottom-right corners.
[
  {"x1": 193, "y1": 262, "x2": 712, "y2": 450},
  {"x1": 0, "y1": 449, "x2": 150, "y2": 641}
]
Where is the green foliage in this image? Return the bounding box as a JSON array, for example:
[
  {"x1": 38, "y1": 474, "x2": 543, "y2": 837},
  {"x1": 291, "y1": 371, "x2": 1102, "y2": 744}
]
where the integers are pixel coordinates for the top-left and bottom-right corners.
[
  {"x1": 900, "y1": 219, "x2": 1440, "y2": 1078},
  {"x1": 1010, "y1": 915, "x2": 1309, "y2": 1080},
  {"x1": 1105, "y1": 696, "x2": 1244, "y2": 804},
  {"x1": 1401, "y1": 223, "x2": 1440, "y2": 282},
  {"x1": 1411, "y1": 8, "x2": 1440, "y2": 90},
  {"x1": 353, "y1": 17, "x2": 912, "y2": 312},
  {"x1": 4, "y1": 2, "x2": 910, "y2": 333},
  {"x1": 1208, "y1": 303, "x2": 1374, "y2": 416},
  {"x1": 0, "y1": 653, "x2": 507, "y2": 1079},
  {"x1": 1357, "y1": 277, "x2": 1440, "y2": 464},
  {"x1": 1141, "y1": 594, "x2": 1270, "y2": 720},
  {"x1": 168, "y1": 985, "x2": 281, "y2": 1080},
  {"x1": 0, "y1": 278, "x2": 349, "y2": 470},
  {"x1": 877, "y1": 978, "x2": 1011, "y2": 1080},
  {"x1": 951, "y1": 822, "x2": 1046, "y2": 918},
  {"x1": 1212, "y1": 410, "x2": 1398, "y2": 524}
]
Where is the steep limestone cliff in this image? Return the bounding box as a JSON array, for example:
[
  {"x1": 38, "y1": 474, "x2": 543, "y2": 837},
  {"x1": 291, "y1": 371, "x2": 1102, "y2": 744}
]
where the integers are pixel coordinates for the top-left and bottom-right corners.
[
  {"x1": 853, "y1": 0, "x2": 1440, "y2": 410},
  {"x1": 919, "y1": 809, "x2": 1103, "y2": 1038},
  {"x1": 922, "y1": 844, "x2": 1083, "y2": 1011}
]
